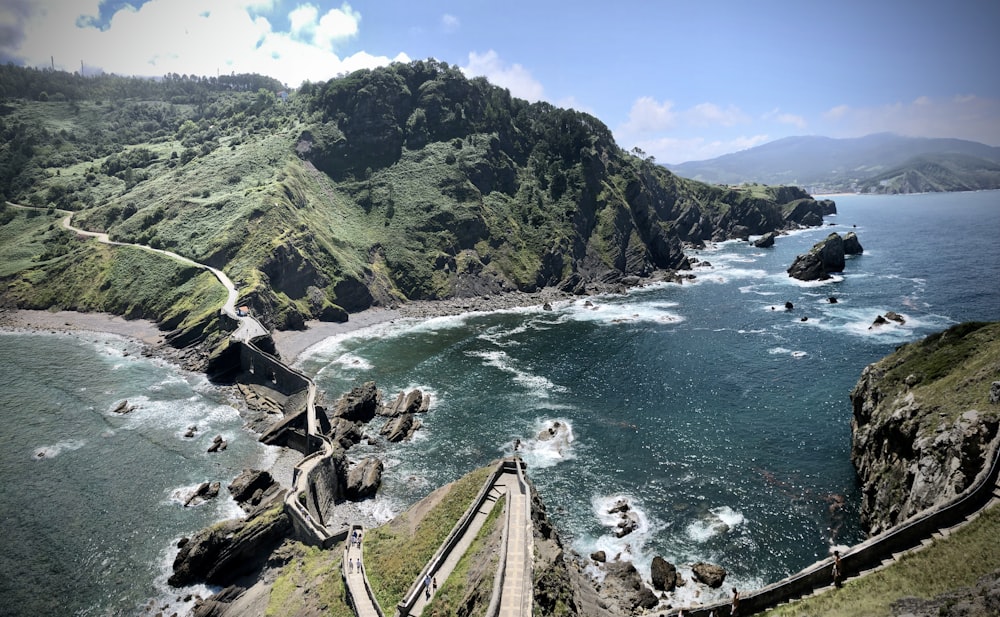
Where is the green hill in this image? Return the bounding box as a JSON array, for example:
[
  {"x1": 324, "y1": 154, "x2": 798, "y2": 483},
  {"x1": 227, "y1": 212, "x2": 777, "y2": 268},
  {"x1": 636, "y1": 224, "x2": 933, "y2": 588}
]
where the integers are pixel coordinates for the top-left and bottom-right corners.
[{"x1": 1, "y1": 61, "x2": 831, "y2": 351}]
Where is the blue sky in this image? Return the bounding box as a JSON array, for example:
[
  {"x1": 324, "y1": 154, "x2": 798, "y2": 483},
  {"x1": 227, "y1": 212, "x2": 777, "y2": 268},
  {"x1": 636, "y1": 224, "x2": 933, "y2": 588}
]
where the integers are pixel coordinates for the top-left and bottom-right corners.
[{"x1": 3, "y1": 0, "x2": 999, "y2": 163}]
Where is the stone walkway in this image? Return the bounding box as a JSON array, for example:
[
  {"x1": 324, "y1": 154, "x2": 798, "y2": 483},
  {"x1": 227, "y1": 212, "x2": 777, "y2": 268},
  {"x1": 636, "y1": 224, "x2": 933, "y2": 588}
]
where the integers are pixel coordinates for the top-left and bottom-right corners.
[{"x1": 344, "y1": 527, "x2": 381, "y2": 617}]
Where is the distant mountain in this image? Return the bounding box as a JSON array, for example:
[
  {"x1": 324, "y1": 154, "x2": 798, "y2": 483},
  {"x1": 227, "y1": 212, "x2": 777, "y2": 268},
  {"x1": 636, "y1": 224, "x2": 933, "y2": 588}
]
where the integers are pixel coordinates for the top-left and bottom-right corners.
[
  {"x1": 666, "y1": 134, "x2": 1000, "y2": 193},
  {"x1": 855, "y1": 153, "x2": 1000, "y2": 194}
]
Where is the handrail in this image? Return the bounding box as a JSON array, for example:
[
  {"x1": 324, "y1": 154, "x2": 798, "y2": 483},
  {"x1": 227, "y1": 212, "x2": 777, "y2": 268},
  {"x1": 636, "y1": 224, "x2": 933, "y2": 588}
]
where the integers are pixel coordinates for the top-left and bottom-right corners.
[
  {"x1": 397, "y1": 459, "x2": 509, "y2": 616},
  {"x1": 485, "y1": 484, "x2": 513, "y2": 617},
  {"x1": 672, "y1": 432, "x2": 1000, "y2": 616}
]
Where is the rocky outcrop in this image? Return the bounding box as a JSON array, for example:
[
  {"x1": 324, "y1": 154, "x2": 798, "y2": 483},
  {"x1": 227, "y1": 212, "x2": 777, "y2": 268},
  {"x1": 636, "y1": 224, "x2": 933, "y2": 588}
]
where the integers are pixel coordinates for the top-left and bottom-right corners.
[
  {"x1": 850, "y1": 322, "x2": 1000, "y2": 535},
  {"x1": 380, "y1": 413, "x2": 422, "y2": 442},
  {"x1": 380, "y1": 388, "x2": 430, "y2": 417},
  {"x1": 169, "y1": 503, "x2": 291, "y2": 587},
  {"x1": 227, "y1": 469, "x2": 282, "y2": 512},
  {"x1": 184, "y1": 481, "x2": 222, "y2": 507},
  {"x1": 891, "y1": 569, "x2": 1000, "y2": 617},
  {"x1": 345, "y1": 456, "x2": 383, "y2": 500},
  {"x1": 787, "y1": 232, "x2": 849, "y2": 281},
  {"x1": 331, "y1": 381, "x2": 381, "y2": 422},
  {"x1": 601, "y1": 561, "x2": 660, "y2": 614}
]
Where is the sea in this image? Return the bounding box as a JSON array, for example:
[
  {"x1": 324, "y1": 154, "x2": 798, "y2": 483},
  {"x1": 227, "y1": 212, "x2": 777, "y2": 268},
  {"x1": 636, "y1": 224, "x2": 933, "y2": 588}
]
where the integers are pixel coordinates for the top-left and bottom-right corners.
[{"x1": 1, "y1": 191, "x2": 999, "y2": 615}]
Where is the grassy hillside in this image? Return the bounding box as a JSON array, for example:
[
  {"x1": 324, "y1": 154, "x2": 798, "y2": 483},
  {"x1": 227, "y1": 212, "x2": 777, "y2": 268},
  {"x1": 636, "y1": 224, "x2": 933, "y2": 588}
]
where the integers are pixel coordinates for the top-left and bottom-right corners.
[{"x1": 2, "y1": 62, "x2": 831, "y2": 344}]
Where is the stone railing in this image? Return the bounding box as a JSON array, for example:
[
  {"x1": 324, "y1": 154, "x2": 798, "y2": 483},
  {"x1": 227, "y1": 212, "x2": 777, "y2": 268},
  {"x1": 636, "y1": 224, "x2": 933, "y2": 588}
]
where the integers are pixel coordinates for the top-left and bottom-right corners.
[{"x1": 674, "y1": 433, "x2": 1000, "y2": 616}]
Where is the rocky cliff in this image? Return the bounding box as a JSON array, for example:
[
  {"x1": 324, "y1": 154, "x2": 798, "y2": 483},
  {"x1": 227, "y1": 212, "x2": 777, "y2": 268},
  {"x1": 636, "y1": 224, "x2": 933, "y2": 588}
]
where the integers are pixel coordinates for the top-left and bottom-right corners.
[{"x1": 850, "y1": 322, "x2": 1000, "y2": 535}]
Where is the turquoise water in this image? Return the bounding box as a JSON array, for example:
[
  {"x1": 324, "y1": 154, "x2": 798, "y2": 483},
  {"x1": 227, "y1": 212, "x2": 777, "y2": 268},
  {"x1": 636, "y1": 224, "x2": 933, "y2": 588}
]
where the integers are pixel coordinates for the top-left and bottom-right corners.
[
  {"x1": 0, "y1": 191, "x2": 998, "y2": 614},
  {"x1": 297, "y1": 191, "x2": 1000, "y2": 604}
]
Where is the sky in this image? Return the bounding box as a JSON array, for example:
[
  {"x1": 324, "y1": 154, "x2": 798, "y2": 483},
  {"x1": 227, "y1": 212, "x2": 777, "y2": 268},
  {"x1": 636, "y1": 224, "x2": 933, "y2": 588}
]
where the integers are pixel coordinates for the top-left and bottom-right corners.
[{"x1": 2, "y1": 0, "x2": 999, "y2": 164}]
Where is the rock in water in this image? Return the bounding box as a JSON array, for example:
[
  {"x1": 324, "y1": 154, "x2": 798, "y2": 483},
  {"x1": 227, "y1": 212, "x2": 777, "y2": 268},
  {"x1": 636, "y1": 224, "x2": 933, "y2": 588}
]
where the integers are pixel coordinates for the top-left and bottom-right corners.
[
  {"x1": 753, "y1": 231, "x2": 778, "y2": 248},
  {"x1": 380, "y1": 413, "x2": 421, "y2": 442},
  {"x1": 691, "y1": 561, "x2": 727, "y2": 588},
  {"x1": 787, "y1": 232, "x2": 846, "y2": 281},
  {"x1": 885, "y1": 311, "x2": 906, "y2": 324},
  {"x1": 843, "y1": 231, "x2": 864, "y2": 255},
  {"x1": 346, "y1": 457, "x2": 384, "y2": 500},
  {"x1": 651, "y1": 556, "x2": 678, "y2": 592},
  {"x1": 332, "y1": 381, "x2": 381, "y2": 422},
  {"x1": 227, "y1": 469, "x2": 277, "y2": 506}
]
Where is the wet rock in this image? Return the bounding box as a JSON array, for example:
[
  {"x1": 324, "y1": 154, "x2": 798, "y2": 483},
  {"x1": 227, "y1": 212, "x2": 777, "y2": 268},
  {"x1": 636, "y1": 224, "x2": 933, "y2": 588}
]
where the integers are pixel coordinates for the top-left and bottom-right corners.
[
  {"x1": 843, "y1": 231, "x2": 864, "y2": 255},
  {"x1": 785, "y1": 301, "x2": 794, "y2": 311},
  {"x1": 870, "y1": 315, "x2": 889, "y2": 329},
  {"x1": 787, "y1": 232, "x2": 846, "y2": 281},
  {"x1": 111, "y1": 399, "x2": 136, "y2": 414},
  {"x1": 331, "y1": 381, "x2": 381, "y2": 422},
  {"x1": 381, "y1": 389, "x2": 428, "y2": 417},
  {"x1": 651, "y1": 556, "x2": 679, "y2": 592},
  {"x1": 692, "y1": 562, "x2": 727, "y2": 588},
  {"x1": 227, "y1": 470, "x2": 278, "y2": 507},
  {"x1": 207, "y1": 435, "x2": 227, "y2": 453},
  {"x1": 828, "y1": 297, "x2": 838, "y2": 304},
  {"x1": 885, "y1": 311, "x2": 906, "y2": 324},
  {"x1": 184, "y1": 481, "x2": 222, "y2": 507},
  {"x1": 380, "y1": 413, "x2": 421, "y2": 442},
  {"x1": 591, "y1": 550, "x2": 607, "y2": 563},
  {"x1": 753, "y1": 231, "x2": 778, "y2": 248}
]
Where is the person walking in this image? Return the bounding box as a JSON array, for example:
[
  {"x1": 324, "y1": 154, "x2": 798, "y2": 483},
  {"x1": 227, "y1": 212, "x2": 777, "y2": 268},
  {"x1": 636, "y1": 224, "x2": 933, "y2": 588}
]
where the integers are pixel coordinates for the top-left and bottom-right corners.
[
  {"x1": 731, "y1": 587, "x2": 740, "y2": 617},
  {"x1": 424, "y1": 574, "x2": 431, "y2": 600},
  {"x1": 832, "y1": 550, "x2": 843, "y2": 588}
]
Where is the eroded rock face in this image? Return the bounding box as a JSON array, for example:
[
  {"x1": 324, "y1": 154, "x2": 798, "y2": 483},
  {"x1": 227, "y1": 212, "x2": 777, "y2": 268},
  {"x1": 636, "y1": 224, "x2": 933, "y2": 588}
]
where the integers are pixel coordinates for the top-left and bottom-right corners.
[
  {"x1": 346, "y1": 457, "x2": 383, "y2": 500},
  {"x1": 380, "y1": 413, "x2": 421, "y2": 442},
  {"x1": 169, "y1": 504, "x2": 291, "y2": 587},
  {"x1": 849, "y1": 323, "x2": 1000, "y2": 535},
  {"x1": 753, "y1": 231, "x2": 778, "y2": 248},
  {"x1": 602, "y1": 561, "x2": 659, "y2": 613}
]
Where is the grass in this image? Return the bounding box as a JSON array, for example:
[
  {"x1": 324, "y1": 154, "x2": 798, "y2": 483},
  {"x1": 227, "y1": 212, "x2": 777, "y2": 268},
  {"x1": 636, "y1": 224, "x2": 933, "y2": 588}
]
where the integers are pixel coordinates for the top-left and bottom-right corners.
[
  {"x1": 265, "y1": 541, "x2": 353, "y2": 617},
  {"x1": 424, "y1": 494, "x2": 506, "y2": 617},
  {"x1": 767, "y1": 504, "x2": 1000, "y2": 617},
  {"x1": 364, "y1": 465, "x2": 494, "y2": 611},
  {"x1": 874, "y1": 322, "x2": 1000, "y2": 434},
  {"x1": 0, "y1": 207, "x2": 68, "y2": 276}
]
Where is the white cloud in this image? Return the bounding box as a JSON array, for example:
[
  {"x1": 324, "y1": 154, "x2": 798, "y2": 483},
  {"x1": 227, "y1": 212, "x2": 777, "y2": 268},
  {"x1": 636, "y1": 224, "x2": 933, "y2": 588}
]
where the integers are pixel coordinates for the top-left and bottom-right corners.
[
  {"x1": 631, "y1": 135, "x2": 771, "y2": 165},
  {"x1": 620, "y1": 96, "x2": 677, "y2": 134},
  {"x1": 688, "y1": 102, "x2": 749, "y2": 127},
  {"x1": 821, "y1": 95, "x2": 1000, "y2": 145},
  {"x1": 441, "y1": 13, "x2": 459, "y2": 33},
  {"x1": 764, "y1": 107, "x2": 807, "y2": 130},
  {"x1": 460, "y1": 49, "x2": 544, "y2": 102},
  {"x1": 4, "y1": 0, "x2": 394, "y2": 86}
]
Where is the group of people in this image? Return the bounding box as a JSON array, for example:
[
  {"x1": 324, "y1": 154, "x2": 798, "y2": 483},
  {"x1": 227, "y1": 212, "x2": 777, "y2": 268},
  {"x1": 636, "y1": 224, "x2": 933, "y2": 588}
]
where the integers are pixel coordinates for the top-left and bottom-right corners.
[
  {"x1": 347, "y1": 557, "x2": 360, "y2": 574},
  {"x1": 350, "y1": 528, "x2": 363, "y2": 548},
  {"x1": 346, "y1": 529, "x2": 364, "y2": 575},
  {"x1": 422, "y1": 574, "x2": 438, "y2": 600}
]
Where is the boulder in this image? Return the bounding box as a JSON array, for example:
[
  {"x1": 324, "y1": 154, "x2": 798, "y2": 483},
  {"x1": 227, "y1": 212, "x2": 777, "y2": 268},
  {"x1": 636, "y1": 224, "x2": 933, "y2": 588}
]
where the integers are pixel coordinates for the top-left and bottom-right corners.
[
  {"x1": 870, "y1": 315, "x2": 889, "y2": 329},
  {"x1": 346, "y1": 457, "x2": 384, "y2": 500},
  {"x1": 885, "y1": 311, "x2": 906, "y2": 324},
  {"x1": 843, "y1": 231, "x2": 864, "y2": 255},
  {"x1": 615, "y1": 512, "x2": 640, "y2": 538},
  {"x1": 753, "y1": 231, "x2": 778, "y2": 248},
  {"x1": 332, "y1": 381, "x2": 381, "y2": 422},
  {"x1": 591, "y1": 550, "x2": 607, "y2": 563},
  {"x1": 827, "y1": 297, "x2": 838, "y2": 304},
  {"x1": 785, "y1": 301, "x2": 794, "y2": 311},
  {"x1": 380, "y1": 413, "x2": 422, "y2": 442},
  {"x1": 692, "y1": 562, "x2": 727, "y2": 588},
  {"x1": 111, "y1": 399, "x2": 136, "y2": 414},
  {"x1": 207, "y1": 435, "x2": 228, "y2": 453},
  {"x1": 991, "y1": 381, "x2": 1000, "y2": 404},
  {"x1": 651, "y1": 556, "x2": 678, "y2": 592}
]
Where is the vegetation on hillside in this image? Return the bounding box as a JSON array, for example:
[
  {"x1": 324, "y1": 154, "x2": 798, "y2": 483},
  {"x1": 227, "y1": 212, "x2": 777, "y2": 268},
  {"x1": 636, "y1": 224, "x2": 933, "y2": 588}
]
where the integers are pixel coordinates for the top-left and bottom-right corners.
[
  {"x1": 1, "y1": 61, "x2": 830, "y2": 343},
  {"x1": 856, "y1": 153, "x2": 1000, "y2": 194}
]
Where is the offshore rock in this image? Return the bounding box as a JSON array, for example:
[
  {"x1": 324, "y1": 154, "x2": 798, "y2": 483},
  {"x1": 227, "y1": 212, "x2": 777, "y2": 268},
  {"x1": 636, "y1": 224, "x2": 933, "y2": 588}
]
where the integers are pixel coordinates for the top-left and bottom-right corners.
[
  {"x1": 602, "y1": 561, "x2": 660, "y2": 613},
  {"x1": 691, "y1": 561, "x2": 727, "y2": 588},
  {"x1": 380, "y1": 388, "x2": 428, "y2": 417},
  {"x1": 844, "y1": 231, "x2": 864, "y2": 255},
  {"x1": 227, "y1": 469, "x2": 280, "y2": 511},
  {"x1": 753, "y1": 231, "x2": 778, "y2": 248},
  {"x1": 787, "y1": 232, "x2": 847, "y2": 281}
]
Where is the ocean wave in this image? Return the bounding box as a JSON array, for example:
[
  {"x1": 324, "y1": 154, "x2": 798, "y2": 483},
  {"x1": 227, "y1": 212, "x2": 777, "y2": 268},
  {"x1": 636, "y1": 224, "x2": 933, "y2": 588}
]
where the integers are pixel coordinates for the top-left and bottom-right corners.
[
  {"x1": 32, "y1": 439, "x2": 86, "y2": 460},
  {"x1": 466, "y1": 349, "x2": 566, "y2": 398},
  {"x1": 560, "y1": 298, "x2": 685, "y2": 326},
  {"x1": 573, "y1": 493, "x2": 660, "y2": 584},
  {"x1": 516, "y1": 418, "x2": 575, "y2": 468},
  {"x1": 686, "y1": 505, "x2": 745, "y2": 542}
]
